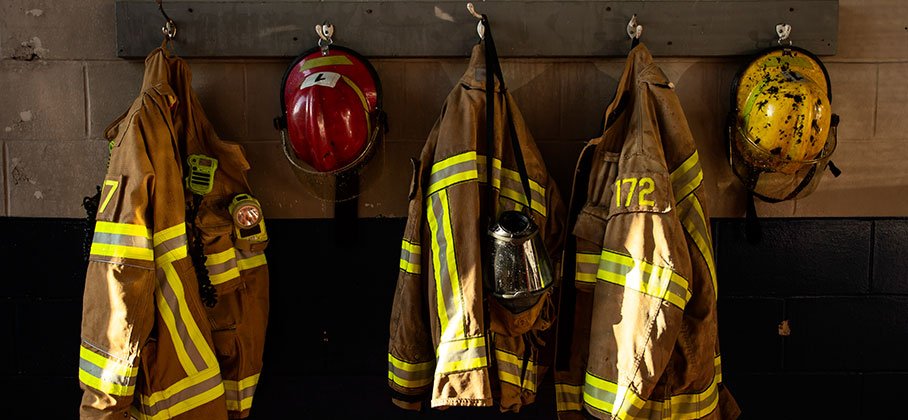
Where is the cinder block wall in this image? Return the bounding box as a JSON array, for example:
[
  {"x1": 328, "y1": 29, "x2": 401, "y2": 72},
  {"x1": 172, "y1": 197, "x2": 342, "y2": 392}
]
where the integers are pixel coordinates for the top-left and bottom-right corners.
[
  {"x1": 2, "y1": 1, "x2": 907, "y2": 218},
  {"x1": 2, "y1": 1, "x2": 908, "y2": 419}
]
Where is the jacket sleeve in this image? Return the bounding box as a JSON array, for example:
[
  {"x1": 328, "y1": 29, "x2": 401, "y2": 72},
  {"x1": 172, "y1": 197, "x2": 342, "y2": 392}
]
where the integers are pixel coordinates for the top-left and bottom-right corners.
[
  {"x1": 78, "y1": 102, "x2": 173, "y2": 418},
  {"x1": 387, "y1": 139, "x2": 437, "y2": 410}
]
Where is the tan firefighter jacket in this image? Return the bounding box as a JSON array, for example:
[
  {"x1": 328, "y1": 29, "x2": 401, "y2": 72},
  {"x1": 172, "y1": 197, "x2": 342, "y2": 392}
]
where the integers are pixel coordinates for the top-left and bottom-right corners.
[
  {"x1": 553, "y1": 44, "x2": 740, "y2": 419},
  {"x1": 78, "y1": 47, "x2": 269, "y2": 420},
  {"x1": 388, "y1": 43, "x2": 566, "y2": 412}
]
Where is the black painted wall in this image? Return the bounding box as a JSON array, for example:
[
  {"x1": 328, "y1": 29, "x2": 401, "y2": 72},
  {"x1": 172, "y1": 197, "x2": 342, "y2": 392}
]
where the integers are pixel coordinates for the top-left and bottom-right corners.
[{"x1": 1, "y1": 217, "x2": 905, "y2": 419}]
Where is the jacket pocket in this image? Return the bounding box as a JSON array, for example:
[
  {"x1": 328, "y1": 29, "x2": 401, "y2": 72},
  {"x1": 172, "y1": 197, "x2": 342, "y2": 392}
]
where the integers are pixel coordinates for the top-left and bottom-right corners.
[{"x1": 490, "y1": 290, "x2": 555, "y2": 337}]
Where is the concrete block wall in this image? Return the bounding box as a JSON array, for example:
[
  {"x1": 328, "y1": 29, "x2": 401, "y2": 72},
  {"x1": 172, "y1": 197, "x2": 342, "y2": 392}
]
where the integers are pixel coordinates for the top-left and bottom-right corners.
[{"x1": 2, "y1": 0, "x2": 907, "y2": 220}]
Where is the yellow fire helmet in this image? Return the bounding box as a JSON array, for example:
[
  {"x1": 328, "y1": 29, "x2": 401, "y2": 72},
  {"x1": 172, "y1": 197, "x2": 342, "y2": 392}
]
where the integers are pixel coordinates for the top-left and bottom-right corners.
[{"x1": 728, "y1": 46, "x2": 840, "y2": 202}]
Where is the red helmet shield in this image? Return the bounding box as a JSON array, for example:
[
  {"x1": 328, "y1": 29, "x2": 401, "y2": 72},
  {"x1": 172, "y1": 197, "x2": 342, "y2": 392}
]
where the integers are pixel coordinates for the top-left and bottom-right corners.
[{"x1": 281, "y1": 47, "x2": 381, "y2": 172}]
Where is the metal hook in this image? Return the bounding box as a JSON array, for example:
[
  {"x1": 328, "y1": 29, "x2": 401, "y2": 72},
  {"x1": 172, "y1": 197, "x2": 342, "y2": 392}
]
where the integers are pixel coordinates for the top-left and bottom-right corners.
[
  {"x1": 627, "y1": 14, "x2": 643, "y2": 40},
  {"x1": 776, "y1": 23, "x2": 792, "y2": 46},
  {"x1": 466, "y1": 3, "x2": 485, "y2": 40},
  {"x1": 155, "y1": 0, "x2": 177, "y2": 40},
  {"x1": 315, "y1": 21, "x2": 335, "y2": 55}
]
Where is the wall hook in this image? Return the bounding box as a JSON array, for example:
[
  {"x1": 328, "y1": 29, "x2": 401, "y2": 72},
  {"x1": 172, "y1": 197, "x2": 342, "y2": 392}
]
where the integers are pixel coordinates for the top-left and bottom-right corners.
[
  {"x1": 155, "y1": 0, "x2": 177, "y2": 40},
  {"x1": 315, "y1": 21, "x2": 335, "y2": 55},
  {"x1": 627, "y1": 14, "x2": 643, "y2": 47},
  {"x1": 466, "y1": 3, "x2": 485, "y2": 40},
  {"x1": 776, "y1": 23, "x2": 792, "y2": 46}
]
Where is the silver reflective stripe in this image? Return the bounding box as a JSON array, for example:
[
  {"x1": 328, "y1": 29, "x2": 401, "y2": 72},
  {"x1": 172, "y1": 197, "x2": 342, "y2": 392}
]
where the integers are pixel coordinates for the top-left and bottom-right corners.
[
  {"x1": 436, "y1": 341, "x2": 487, "y2": 373},
  {"x1": 495, "y1": 352, "x2": 537, "y2": 390},
  {"x1": 206, "y1": 256, "x2": 238, "y2": 276},
  {"x1": 92, "y1": 232, "x2": 152, "y2": 249},
  {"x1": 670, "y1": 152, "x2": 704, "y2": 201},
  {"x1": 157, "y1": 268, "x2": 208, "y2": 372},
  {"x1": 153, "y1": 234, "x2": 187, "y2": 257},
  {"x1": 79, "y1": 357, "x2": 136, "y2": 387},
  {"x1": 429, "y1": 193, "x2": 459, "y2": 335}
]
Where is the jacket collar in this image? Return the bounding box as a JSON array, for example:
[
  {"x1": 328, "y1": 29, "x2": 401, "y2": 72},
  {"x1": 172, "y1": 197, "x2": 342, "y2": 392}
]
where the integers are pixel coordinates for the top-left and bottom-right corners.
[{"x1": 459, "y1": 43, "x2": 503, "y2": 92}]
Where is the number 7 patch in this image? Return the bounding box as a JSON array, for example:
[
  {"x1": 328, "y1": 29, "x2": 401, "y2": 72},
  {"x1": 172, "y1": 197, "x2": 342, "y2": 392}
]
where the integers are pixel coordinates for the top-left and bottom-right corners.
[{"x1": 98, "y1": 176, "x2": 124, "y2": 217}]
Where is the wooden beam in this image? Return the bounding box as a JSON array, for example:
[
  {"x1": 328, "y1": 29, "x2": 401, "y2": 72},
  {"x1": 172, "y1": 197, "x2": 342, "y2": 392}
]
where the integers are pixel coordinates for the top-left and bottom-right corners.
[{"x1": 116, "y1": 1, "x2": 838, "y2": 58}]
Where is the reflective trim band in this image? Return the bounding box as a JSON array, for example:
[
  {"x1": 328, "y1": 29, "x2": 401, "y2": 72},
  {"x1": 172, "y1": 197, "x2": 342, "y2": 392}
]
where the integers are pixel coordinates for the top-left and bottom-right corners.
[
  {"x1": 298, "y1": 55, "x2": 353, "y2": 72},
  {"x1": 224, "y1": 373, "x2": 259, "y2": 412},
  {"x1": 388, "y1": 353, "x2": 434, "y2": 389},
  {"x1": 153, "y1": 226, "x2": 189, "y2": 266},
  {"x1": 584, "y1": 372, "x2": 653, "y2": 419},
  {"x1": 399, "y1": 239, "x2": 422, "y2": 275},
  {"x1": 90, "y1": 243, "x2": 154, "y2": 261},
  {"x1": 78, "y1": 345, "x2": 138, "y2": 396},
  {"x1": 206, "y1": 248, "x2": 267, "y2": 285},
  {"x1": 575, "y1": 252, "x2": 600, "y2": 284},
  {"x1": 95, "y1": 221, "x2": 151, "y2": 239},
  {"x1": 427, "y1": 190, "x2": 465, "y2": 341},
  {"x1": 153, "y1": 223, "x2": 185, "y2": 247},
  {"x1": 670, "y1": 152, "x2": 704, "y2": 202},
  {"x1": 153, "y1": 224, "x2": 188, "y2": 265},
  {"x1": 494, "y1": 349, "x2": 537, "y2": 392},
  {"x1": 436, "y1": 336, "x2": 488, "y2": 374},
  {"x1": 426, "y1": 151, "x2": 547, "y2": 216},
  {"x1": 677, "y1": 194, "x2": 718, "y2": 298},
  {"x1": 134, "y1": 366, "x2": 224, "y2": 420},
  {"x1": 156, "y1": 262, "x2": 219, "y2": 374},
  {"x1": 598, "y1": 250, "x2": 691, "y2": 310},
  {"x1": 237, "y1": 251, "x2": 266, "y2": 271},
  {"x1": 556, "y1": 383, "x2": 584, "y2": 412},
  {"x1": 91, "y1": 221, "x2": 154, "y2": 261},
  {"x1": 582, "y1": 355, "x2": 724, "y2": 420}
]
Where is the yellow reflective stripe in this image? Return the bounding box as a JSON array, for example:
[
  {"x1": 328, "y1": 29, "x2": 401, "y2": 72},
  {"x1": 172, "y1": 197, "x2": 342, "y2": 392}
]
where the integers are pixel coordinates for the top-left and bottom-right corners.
[
  {"x1": 153, "y1": 223, "x2": 186, "y2": 247},
  {"x1": 426, "y1": 194, "x2": 450, "y2": 337},
  {"x1": 584, "y1": 372, "x2": 652, "y2": 419},
  {"x1": 401, "y1": 240, "x2": 421, "y2": 254},
  {"x1": 575, "y1": 251, "x2": 600, "y2": 284},
  {"x1": 714, "y1": 355, "x2": 723, "y2": 384},
  {"x1": 431, "y1": 151, "x2": 478, "y2": 175},
  {"x1": 388, "y1": 371, "x2": 432, "y2": 389},
  {"x1": 670, "y1": 152, "x2": 704, "y2": 201},
  {"x1": 205, "y1": 248, "x2": 235, "y2": 265},
  {"x1": 679, "y1": 195, "x2": 718, "y2": 298},
  {"x1": 79, "y1": 368, "x2": 134, "y2": 396},
  {"x1": 225, "y1": 396, "x2": 254, "y2": 412},
  {"x1": 598, "y1": 250, "x2": 691, "y2": 310},
  {"x1": 389, "y1": 353, "x2": 434, "y2": 372},
  {"x1": 341, "y1": 75, "x2": 369, "y2": 111},
  {"x1": 224, "y1": 373, "x2": 259, "y2": 392},
  {"x1": 428, "y1": 169, "x2": 479, "y2": 196},
  {"x1": 209, "y1": 268, "x2": 240, "y2": 285},
  {"x1": 237, "y1": 254, "x2": 266, "y2": 271},
  {"x1": 298, "y1": 55, "x2": 352, "y2": 72},
  {"x1": 94, "y1": 221, "x2": 151, "y2": 238},
  {"x1": 399, "y1": 260, "x2": 421, "y2": 275},
  {"x1": 499, "y1": 163, "x2": 545, "y2": 196},
  {"x1": 159, "y1": 263, "x2": 219, "y2": 370},
  {"x1": 438, "y1": 190, "x2": 463, "y2": 340},
  {"x1": 556, "y1": 383, "x2": 584, "y2": 412},
  {"x1": 90, "y1": 243, "x2": 154, "y2": 261}
]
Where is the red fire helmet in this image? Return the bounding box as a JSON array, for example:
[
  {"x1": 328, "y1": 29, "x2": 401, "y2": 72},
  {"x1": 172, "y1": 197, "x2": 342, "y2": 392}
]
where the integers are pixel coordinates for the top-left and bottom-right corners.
[{"x1": 276, "y1": 46, "x2": 382, "y2": 173}]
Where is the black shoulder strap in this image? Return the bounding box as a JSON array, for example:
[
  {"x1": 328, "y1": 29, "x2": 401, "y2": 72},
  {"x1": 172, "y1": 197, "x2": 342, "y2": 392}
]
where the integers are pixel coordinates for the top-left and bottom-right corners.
[{"x1": 481, "y1": 16, "x2": 534, "y2": 218}]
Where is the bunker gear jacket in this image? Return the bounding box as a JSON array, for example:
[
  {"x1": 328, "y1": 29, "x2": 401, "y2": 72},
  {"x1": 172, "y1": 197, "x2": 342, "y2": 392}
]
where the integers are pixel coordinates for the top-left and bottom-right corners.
[
  {"x1": 78, "y1": 47, "x2": 269, "y2": 420},
  {"x1": 553, "y1": 44, "x2": 740, "y2": 420},
  {"x1": 388, "y1": 42, "x2": 566, "y2": 412}
]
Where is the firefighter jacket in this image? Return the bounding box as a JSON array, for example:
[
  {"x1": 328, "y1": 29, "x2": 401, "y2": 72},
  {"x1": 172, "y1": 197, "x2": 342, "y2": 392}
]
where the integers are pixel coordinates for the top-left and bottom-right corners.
[
  {"x1": 553, "y1": 44, "x2": 740, "y2": 419},
  {"x1": 78, "y1": 47, "x2": 269, "y2": 419},
  {"x1": 388, "y1": 43, "x2": 566, "y2": 412}
]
